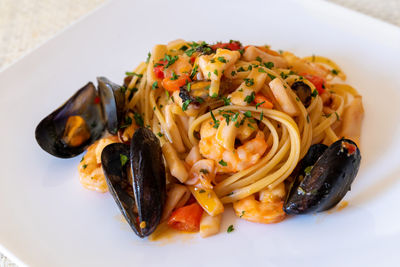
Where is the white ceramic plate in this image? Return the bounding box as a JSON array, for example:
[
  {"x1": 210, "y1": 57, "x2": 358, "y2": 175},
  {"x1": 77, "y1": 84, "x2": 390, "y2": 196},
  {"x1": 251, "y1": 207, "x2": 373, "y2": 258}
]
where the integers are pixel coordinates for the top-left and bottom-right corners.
[{"x1": 1, "y1": 0, "x2": 400, "y2": 266}]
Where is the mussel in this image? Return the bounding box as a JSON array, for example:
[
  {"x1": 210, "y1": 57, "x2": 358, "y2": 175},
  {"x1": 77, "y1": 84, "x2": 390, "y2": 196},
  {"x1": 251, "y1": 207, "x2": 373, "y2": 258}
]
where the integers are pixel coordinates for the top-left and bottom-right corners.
[
  {"x1": 101, "y1": 128, "x2": 166, "y2": 237},
  {"x1": 284, "y1": 139, "x2": 361, "y2": 214},
  {"x1": 35, "y1": 77, "x2": 124, "y2": 158},
  {"x1": 291, "y1": 81, "x2": 312, "y2": 107}
]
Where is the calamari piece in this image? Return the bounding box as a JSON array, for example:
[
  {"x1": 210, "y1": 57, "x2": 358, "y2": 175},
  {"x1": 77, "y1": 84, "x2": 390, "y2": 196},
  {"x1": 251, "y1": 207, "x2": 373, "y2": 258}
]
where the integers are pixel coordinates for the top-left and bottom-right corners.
[
  {"x1": 198, "y1": 48, "x2": 241, "y2": 96},
  {"x1": 243, "y1": 46, "x2": 288, "y2": 68}
]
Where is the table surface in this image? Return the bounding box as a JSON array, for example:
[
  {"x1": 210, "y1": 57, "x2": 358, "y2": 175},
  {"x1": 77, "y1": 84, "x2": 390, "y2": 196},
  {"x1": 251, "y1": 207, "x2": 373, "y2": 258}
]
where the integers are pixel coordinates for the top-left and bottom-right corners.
[{"x1": 0, "y1": 0, "x2": 399, "y2": 266}]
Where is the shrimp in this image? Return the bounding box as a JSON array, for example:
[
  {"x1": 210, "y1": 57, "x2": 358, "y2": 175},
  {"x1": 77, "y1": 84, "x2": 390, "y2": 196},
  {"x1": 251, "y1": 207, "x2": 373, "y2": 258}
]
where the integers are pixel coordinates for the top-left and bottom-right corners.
[
  {"x1": 78, "y1": 135, "x2": 119, "y2": 193},
  {"x1": 233, "y1": 182, "x2": 286, "y2": 224},
  {"x1": 199, "y1": 116, "x2": 268, "y2": 173},
  {"x1": 185, "y1": 159, "x2": 216, "y2": 189}
]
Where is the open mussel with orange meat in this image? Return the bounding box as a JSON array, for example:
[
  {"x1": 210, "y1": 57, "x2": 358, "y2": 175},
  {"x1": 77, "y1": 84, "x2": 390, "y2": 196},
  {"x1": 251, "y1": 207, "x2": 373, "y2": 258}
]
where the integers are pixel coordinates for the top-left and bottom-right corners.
[
  {"x1": 35, "y1": 78, "x2": 166, "y2": 238},
  {"x1": 35, "y1": 77, "x2": 124, "y2": 158}
]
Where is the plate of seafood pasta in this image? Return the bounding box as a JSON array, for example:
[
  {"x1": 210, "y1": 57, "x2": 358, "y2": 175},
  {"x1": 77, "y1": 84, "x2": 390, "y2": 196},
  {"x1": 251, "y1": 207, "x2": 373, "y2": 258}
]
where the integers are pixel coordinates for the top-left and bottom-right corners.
[{"x1": 1, "y1": 0, "x2": 400, "y2": 266}]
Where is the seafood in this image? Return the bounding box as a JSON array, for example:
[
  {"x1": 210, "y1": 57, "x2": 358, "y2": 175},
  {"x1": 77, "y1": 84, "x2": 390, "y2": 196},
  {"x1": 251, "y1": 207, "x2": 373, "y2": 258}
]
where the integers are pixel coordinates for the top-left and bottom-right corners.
[
  {"x1": 199, "y1": 119, "x2": 267, "y2": 173},
  {"x1": 101, "y1": 128, "x2": 166, "y2": 237},
  {"x1": 233, "y1": 182, "x2": 286, "y2": 224},
  {"x1": 291, "y1": 81, "x2": 312, "y2": 107},
  {"x1": 35, "y1": 78, "x2": 124, "y2": 158},
  {"x1": 78, "y1": 135, "x2": 119, "y2": 193},
  {"x1": 284, "y1": 139, "x2": 361, "y2": 214}
]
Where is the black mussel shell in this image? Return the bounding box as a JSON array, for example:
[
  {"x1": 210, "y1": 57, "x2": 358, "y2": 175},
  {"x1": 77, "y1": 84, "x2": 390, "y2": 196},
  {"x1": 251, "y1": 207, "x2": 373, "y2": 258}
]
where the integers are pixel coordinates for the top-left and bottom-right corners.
[
  {"x1": 101, "y1": 143, "x2": 140, "y2": 235},
  {"x1": 130, "y1": 128, "x2": 166, "y2": 237},
  {"x1": 97, "y1": 77, "x2": 125, "y2": 135},
  {"x1": 291, "y1": 81, "x2": 312, "y2": 107},
  {"x1": 284, "y1": 139, "x2": 361, "y2": 214},
  {"x1": 35, "y1": 82, "x2": 105, "y2": 158},
  {"x1": 286, "y1": 144, "x2": 328, "y2": 200},
  {"x1": 101, "y1": 128, "x2": 166, "y2": 238}
]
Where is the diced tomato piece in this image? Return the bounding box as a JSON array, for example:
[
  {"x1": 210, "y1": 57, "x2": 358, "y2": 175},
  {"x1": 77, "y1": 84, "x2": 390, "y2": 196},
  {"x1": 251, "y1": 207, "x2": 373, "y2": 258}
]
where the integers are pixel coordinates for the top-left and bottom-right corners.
[
  {"x1": 254, "y1": 93, "x2": 273, "y2": 109},
  {"x1": 211, "y1": 41, "x2": 241, "y2": 51},
  {"x1": 167, "y1": 203, "x2": 203, "y2": 232},
  {"x1": 342, "y1": 141, "x2": 357, "y2": 155},
  {"x1": 162, "y1": 74, "x2": 191, "y2": 92},
  {"x1": 153, "y1": 60, "x2": 167, "y2": 79},
  {"x1": 190, "y1": 56, "x2": 196, "y2": 64},
  {"x1": 93, "y1": 96, "x2": 101, "y2": 104},
  {"x1": 300, "y1": 73, "x2": 326, "y2": 95}
]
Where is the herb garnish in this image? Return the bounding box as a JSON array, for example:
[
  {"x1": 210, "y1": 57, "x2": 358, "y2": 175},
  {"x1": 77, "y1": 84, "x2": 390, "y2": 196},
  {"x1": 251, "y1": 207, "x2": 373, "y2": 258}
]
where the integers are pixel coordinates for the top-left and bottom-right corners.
[
  {"x1": 217, "y1": 56, "x2": 227, "y2": 63},
  {"x1": 120, "y1": 154, "x2": 128, "y2": 167},
  {"x1": 263, "y1": 62, "x2": 274, "y2": 69},
  {"x1": 227, "y1": 225, "x2": 234, "y2": 233},
  {"x1": 125, "y1": 72, "x2": 143, "y2": 78},
  {"x1": 244, "y1": 91, "x2": 255, "y2": 104},
  {"x1": 133, "y1": 112, "x2": 144, "y2": 127},
  {"x1": 182, "y1": 99, "x2": 191, "y2": 111},
  {"x1": 152, "y1": 81, "x2": 158, "y2": 90},
  {"x1": 219, "y1": 159, "x2": 228, "y2": 166}
]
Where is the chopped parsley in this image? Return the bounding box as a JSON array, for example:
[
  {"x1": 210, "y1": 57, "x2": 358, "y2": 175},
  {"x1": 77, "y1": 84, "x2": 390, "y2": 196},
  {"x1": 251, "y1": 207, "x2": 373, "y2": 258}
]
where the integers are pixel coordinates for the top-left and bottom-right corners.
[
  {"x1": 182, "y1": 99, "x2": 191, "y2": 111},
  {"x1": 120, "y1": 154, "x2": 128, "y2": 167},
  {"x1": 80, "y1": 156, "x2": 84, "y2": 162},
  {"x1": 157, "y1": 132, "x2": 164, "y2": 137},
  {"x1": 311, "y1": 89, "x2": 318, "y2": 97},
  {"x1": 210, "y1": 111, "x2": 220, "y2": 129},
  {"x1": 267, "y1": 73, "x2": 276, "y2": 80},
  {"x1": 214, "y1": 69, "x2": 218, "y2": 76},
  {"x1": 170, "y1": 71, "x2": 179, "y2": 80},
  {"x1": 260, "y1": 110, "x2": 264, "y2": 121},
  {"x1": 243, "y1": 111, "x2": 252, "y2": 118},
  {"x1": 240, "y1": 211, "x2": 245, "y2": 218},
  {"x1": 222, "y1": 97, "x2": 231, "y2": 106},
  {"x1": 82, "y1": 164, "x2": 87, "y2": 169},
  {"x1": 244, "y1": 91, "x2": 255, "y2": 104},
  {"x1": 146, "y1": 52, "x2": 151, "y2": 63},
  {"x1": 163, "y1": 54, "x2": 179, "y2": 69},
  {"x1": 186, "y1": 82, "x2": 191, "y2": 92},
  {"x1": 256, "y1": 101, "x2": 265, "y2": 109},
  {"x1": 134, "y1": 112, "x2": 144, "y2": 127},
  {"x1": 258, "y1": 68, "x2": 267, "y2": 73},
  {"x1": 222, "y1": 113, "x2": 231, "y2": 125},
  {"x1": 211, "y1": 92, "x2": 218, "y2": 98},
  {"x1": 217, "y1": 56, "x2": 227, "y2": 63},
  {"x1": 331, "y1": 69, "x2": 339, "y2": 75},
  {"x1": 256, "y1": 56, "x2": 262, "y2": 62},
  {"x1": 152, "y1": 81, "x2": 158, "y2": 90},
  {"x1": 190, "y1": 64, "x2": 198, "y2": 79},
  {"x1": 263, "y1": 62, "x2": 274, "y2": 69},
  {"x1": 232, "y1": 112, "x2": 239, "y2": 122},
  {"x1": 231, "y1": 70, "x2": 236, "y2": 76},
  {"x1": 199, "y1": 189, "x2": 206, "y2": 193},
  {"x1": 196, "y1": 97, "x2": 204, "y2": 103},
  {"x1": 237, "y1": 66, "x2": 246, "y2": 72},
  {"x1": 219, "y1": 159, "x2": 228, "y2": 166},
  {"x1": 179, "y1": 45, "x2": 188, "y2": 51},
  {"x1": 125, "y1": 72, "x2": 143, "y2": 78},
  {"x1": 304, "y1": 166, "x2": 313, "y2": 175},
  {"x1": 119, "y1": 115, "x2": 132, "y2": 129},
  {"x1": 335, "y1": 112, "x2": 340, "y2": 121},
  {"x1": 227, "y1": 225, "x2": 234, "y2": 233}
]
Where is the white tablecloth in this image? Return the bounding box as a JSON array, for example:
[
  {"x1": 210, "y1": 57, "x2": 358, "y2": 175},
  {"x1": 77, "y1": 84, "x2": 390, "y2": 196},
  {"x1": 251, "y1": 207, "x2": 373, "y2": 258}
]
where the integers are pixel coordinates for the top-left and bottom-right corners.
[{"x1": 0, "y1": 0, "x2": 399, "y2": 265}]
